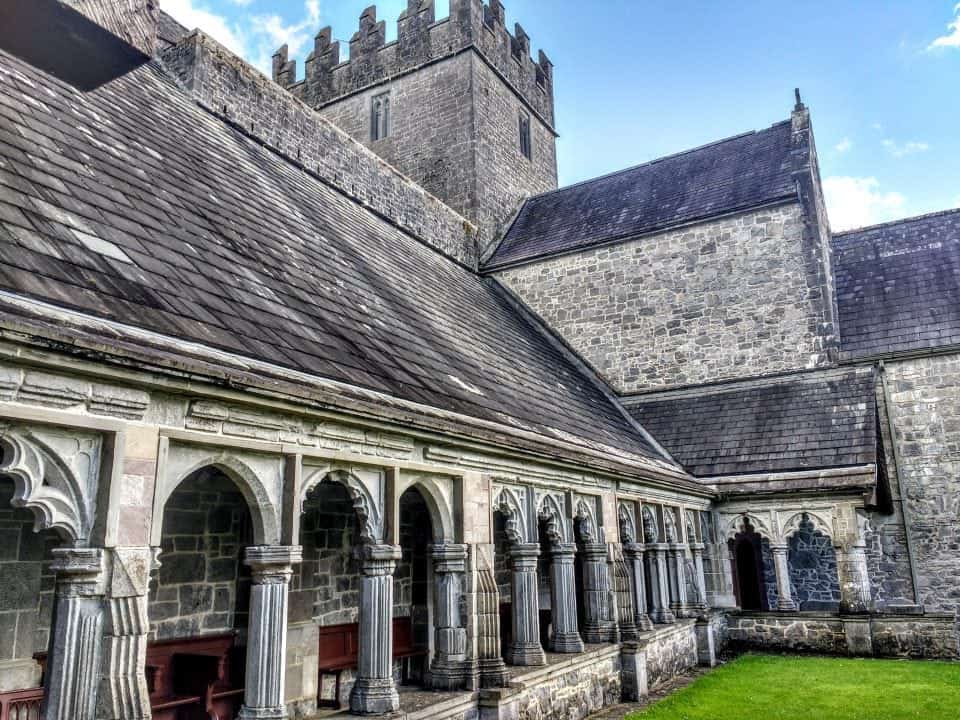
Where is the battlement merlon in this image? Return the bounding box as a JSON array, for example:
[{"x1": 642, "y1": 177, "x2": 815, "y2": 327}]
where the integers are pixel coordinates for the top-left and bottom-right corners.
[{"x1": 271, "y1": 0, "x2": 556, "y2": 131}]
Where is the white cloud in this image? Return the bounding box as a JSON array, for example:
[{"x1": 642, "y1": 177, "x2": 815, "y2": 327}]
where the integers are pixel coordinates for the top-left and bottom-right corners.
[
  {"x1": 823, "y1": 176, "x2": 906, "y2": 231},
  {"x1": 929, "y1": 3, "x2": 960, "y2": 49},
  {"x1": 163, "y1": 1, "x2": 323, "y2": 77},
  {"x1": 163, "y1": 0, "x2": 248, "y2": 58},
  {"x1": 834, "y1": 137, "x2": 852, "y2": 153},
  {"x1": 881, "y1": 138, "x2": 930, "y2": 157}
]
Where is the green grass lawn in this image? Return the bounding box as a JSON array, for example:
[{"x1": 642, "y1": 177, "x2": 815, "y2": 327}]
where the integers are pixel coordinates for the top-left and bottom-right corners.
[{"x1": 628, "y1": 654, "x2": 960, "y2": 720}]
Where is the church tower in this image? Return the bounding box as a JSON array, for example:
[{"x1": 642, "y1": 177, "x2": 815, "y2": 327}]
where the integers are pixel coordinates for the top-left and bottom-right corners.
[{"x1": 272, "y1": 0, "x2": 558, "y2": 245}]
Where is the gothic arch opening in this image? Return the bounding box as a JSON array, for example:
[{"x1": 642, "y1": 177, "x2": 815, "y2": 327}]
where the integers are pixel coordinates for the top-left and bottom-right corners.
[
  {"x1": 536, "y1": 516, "x2": 554, "y2": 649},
  {"x1": 492, "y1": 508, "x2": 513, "y2": 662},
  {"x1": 148, "y1": 465, "x2": 253, "y2": 719},
  {"x1": 395, "y1": 487, "x2": 433, "y2": 686},
  {"x1": 730, "y1": 522, "x2": 766, "y2": 611}
]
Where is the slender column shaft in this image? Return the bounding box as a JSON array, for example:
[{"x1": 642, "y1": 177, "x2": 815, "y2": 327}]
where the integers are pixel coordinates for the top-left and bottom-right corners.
[
  {"x1": 507, "y1": 543, "x2": 546, "y2": 665},
  {"x1": 668, "y1": 544, "x2": 690, "y2": 617},
  {"x1": 44, "y1": 548, "x2": 104, "y2": 720},
  {"x1": 351, "y1": 544, "x2": 402, "y2": 714},
  {"x1": 580, "y1": 543, "x2": 615, "y2": 642},
  {"x1": 648, "y1": 544, "x2": 675, "y2": 624},
  {"x1": 429, "y1": 544, "x2": 469, "y2": 690},
  {"x1": 690, "y1": 543, "x2": 709, "y2": 614},
  {"x1": 240, "y1": 545, "x2": 301, "y2": 720},
  {"x1": 624, "y1": 544, "x2": 653, "y2": 631},
  {"x1": 770, "y1": 544, "x2": 797, "y2": 611},
  {"x1": 613, "y1": 555, "x2": 637, "y2": 641},
  {"x1": 548, "y1": 543, "x2": 584, "y2": 653},
  {"x1": 837, "y1": 543, "x2": 872, "y2": 614}
]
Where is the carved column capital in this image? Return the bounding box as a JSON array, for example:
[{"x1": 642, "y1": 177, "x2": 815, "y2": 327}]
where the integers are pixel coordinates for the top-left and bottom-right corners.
[
  {"x1": 508, "y1": 542, "x2": 540, "y2": 570},
  {"x1": 430, "y1": 543, "x2": 468, "y2": 573},
  {"x1": 356, "y1": 543, "x2": 402, "y2": 575},
  {"x1": 50, "y1": 547, "x2": 104, "y2": 595},
  {"x1": 550, "y1": 542, "x2": 577, "y2": 562},
  {"x1": 245, "y1": 545, "x2": 302, "y2": 584}
]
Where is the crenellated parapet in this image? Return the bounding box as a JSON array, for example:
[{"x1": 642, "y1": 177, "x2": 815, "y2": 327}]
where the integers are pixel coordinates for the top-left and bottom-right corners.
[{"x1": 272, "y1": 0, "x2": 555, "y2": 128}]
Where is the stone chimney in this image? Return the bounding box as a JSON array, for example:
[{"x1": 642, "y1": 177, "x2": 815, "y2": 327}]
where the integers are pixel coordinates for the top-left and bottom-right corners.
[{"x1": 62, "y1": 0, "x2": 160, "y2": 56}]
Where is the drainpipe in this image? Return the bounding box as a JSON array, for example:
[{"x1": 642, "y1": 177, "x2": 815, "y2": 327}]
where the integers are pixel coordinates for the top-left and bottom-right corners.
[{"x1": 878, "y1": 361, "x2": 923, "y2": 608}]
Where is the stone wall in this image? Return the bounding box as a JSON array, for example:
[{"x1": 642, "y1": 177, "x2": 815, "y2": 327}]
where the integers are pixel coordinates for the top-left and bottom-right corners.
[
  {"x1": 788, "y1": 518, "x2": 840, "y2": 610},
  {"x1": 494, "y1": 203, "x2": 836, "y2": 393},
  {"x1": 148, "y1": 470, "x2": 252, "y2": 640},
  {"x1": 643, "y1": 620, "x2": 699, "y2": 689},
  {"x1": 0, "y1": 478, "x2": 57, "y2": 691},
  {"x1": 883, "y1": 354, "x2": 960, "y2": 625},
  {"x1": 160, "y1": 32, "x2": 477, "y2": 267}
]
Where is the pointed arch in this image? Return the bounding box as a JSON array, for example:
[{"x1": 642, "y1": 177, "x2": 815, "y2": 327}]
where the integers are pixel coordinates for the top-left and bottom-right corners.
[
  {"x1": 724, "y1": 513, "x2": 772, "y2": 542},
  {"x1": 492, "y1": 486, "x2": 526, "y2": 544},
  {"x1": 302, "y1": 467, "x2": 381, "y2": 544},
  {"x1": 641, "y1": 505, "x2": 659, "y2": 544},
  {"x1": 618, "y1": 502, "x2": 637, "y2": 544},
  {"x1": 573, "y1": 498, "x2": 597, "y2": 543},
  {"x1": 781, "y1": 510, "x2": 833, "y2": 542},
  {"x1": 537, "y1": 493, "x2": 567, "y2": 545},
  {"x1": 400, "y1": 475, "x2": 454, "y2": 543}
]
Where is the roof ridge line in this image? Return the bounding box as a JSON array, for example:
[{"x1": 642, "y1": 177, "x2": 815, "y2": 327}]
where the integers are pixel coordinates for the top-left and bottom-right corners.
[
  {"x1": 834, "y1": 206, "x2": 960, "y2": 237},
  {"x1": 519, "y1": 118, "x2": 792, "y2": 204}
]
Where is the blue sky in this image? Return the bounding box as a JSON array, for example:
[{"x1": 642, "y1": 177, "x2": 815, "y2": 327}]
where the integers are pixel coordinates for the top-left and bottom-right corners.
[{"x1": 163, "y1": 1, "x2": 960, "y2": 231}]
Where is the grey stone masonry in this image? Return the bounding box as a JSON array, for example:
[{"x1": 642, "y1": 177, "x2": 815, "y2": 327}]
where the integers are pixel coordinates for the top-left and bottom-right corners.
[
  {"x1": 429, "y1": 543, "x2": 470, "y2": 690},
  {"x1": 547, "y1": 543, "x2": 584, "y2": 653},
  {"x1": 507, "y1": 543, "x2": 546, "y2": 666},
  {"x1": 350, "y1": 544, "x2": 402, "y2": 714},
  {"x1": 240, "y1": 545, "x2": 301, "y2": 720},
  {"x1": 160, "y1": 31, "x2": 477, "y2": 267},
  {"x1": 580, "y1": 543, "x2": 615, "y2": 642}
]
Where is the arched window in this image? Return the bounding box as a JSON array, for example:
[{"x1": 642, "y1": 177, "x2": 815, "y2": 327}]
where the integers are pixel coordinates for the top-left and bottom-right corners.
[
  {"x1": 371, "y1": 92, "x2": 390, "y2": 141},
  {"x1": 518, "y1": 111, "x2": 532, "y2": 160}
]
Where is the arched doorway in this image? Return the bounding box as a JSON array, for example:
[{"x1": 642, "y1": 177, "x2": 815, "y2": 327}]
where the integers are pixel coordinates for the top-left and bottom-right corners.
[
  {"x1": 730, "y1": 520, "x2": 766, "y2": 611},
  {"x1": 395, "y1": 487, "x2": 433, "y2": 686},
  {"x1": 148, "y1": 465, "x2": 253, "y2": 719},
  {"x1": 492, "y1": 509, "x2": 513, "y2": 661}
]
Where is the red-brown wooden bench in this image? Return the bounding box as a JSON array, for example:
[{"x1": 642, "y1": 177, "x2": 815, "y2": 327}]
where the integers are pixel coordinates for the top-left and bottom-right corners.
[
  {"x1": 0, "y1": 652, "x2": 47, "y2": 720},
  {"x1": 146, "y1": 632, "x2": 244, "y2": 720},
  {"x1": 316, "y1": 617, "x2": 427, "y2": 710}
]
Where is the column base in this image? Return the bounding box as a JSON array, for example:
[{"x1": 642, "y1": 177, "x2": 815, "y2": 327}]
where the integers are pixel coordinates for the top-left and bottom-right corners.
[
  {"x1": 478, "y1": 657, "x2": 509, "y2": 688},
  {"x1": 429, "y1": 660, "x2": 470, "y2": 691},
  {"x1": 238, "y1": 706, "x2": 287, "y2": 720},
  {"x1": 507, "y1": 641, "x2": 546, "y2": 666},
  {"x1": 649, "y1": 609, "x2": 676, "y2": 624},
  {"x1": 619, "y1": 621, "x2": 639, "y2": 641},
  {"x1": 349, "y1": 678, "x2": 400, "y2": 715},
  {"x1": 776, "y1": 599, "x2": 798, "y2": 611},
  {"x1": 636, "y1": 614, "x2": 654, "y2": 632},
  {"x1": 582, "y1": 621, "x2": 616, "y2": 644},
  {"x1": 551, "y1": 631, "x2": 585, "y2": 653}
]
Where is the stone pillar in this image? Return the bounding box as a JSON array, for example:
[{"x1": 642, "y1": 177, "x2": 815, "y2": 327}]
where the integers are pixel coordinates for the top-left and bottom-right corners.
[
  {"x1": 96, "y1": 547, "x2": 155, "y2": 720},
  {"x1": 44, "y1": 547, "x2": 105, "y2": 720},
  {"x1": 689, "y1": 543, "x2": 709, "y2": 614},
  {"x1": 619, "y1": 640, "x2": 648, "y2": 701},
  {"x1": 837, "y1": 542, "x2": 873, "y2": 614},
  {"x1": 647, "y1": 544, "x2": 675, "y2": 624},
  {"x1": 240, "y1": 545, "x2": 302, "y2": 720},
  {"x1": 351, "y1": 544, "x2": 402, "y2": 714},
  {"x1": 580, "y1": 542, "x2": 615, "y2": 642},
  {"x1": 624, "y1": 544, "x2": 653, "y2": 631},
  {"x1": 429, "y1": 543, "x2": 469, "y2": 690},
  {"x1": 547, "y1": 543, "x2": 583, "y2": 652},
  {"x1": 667, "y1": 544, "x2": 690, "y2": 618},
  {"x1": 770, "y1": 543, "x2": 797, "y2": 611},
  {"x1": 507, "y1": 543, "x2": 546, "y2": 665}
]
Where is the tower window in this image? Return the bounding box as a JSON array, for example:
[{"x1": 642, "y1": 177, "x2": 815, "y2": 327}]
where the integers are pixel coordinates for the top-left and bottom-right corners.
[
  {"x1": 371, "y1": 92, "x2": 390, "y2": 141},
  {"x1": 518, "y1": 111, "x2": 532, "y2": 160}
]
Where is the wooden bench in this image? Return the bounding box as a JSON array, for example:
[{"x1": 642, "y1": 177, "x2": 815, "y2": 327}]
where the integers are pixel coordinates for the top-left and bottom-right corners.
[
  {"x1": 0, "y1": 652, "x2": 47, "y2": 720},
  {"x1": 316, "y1": 617, "x2": 428, "y2": 709},
  {"x1": 146, "y1": 632, "x2": 244, "y2": 720}
]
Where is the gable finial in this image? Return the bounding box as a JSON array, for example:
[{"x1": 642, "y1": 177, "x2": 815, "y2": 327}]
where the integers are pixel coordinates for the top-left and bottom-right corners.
[{"x1": 794, "y1": 87, "x2": 805, "y2": 112}]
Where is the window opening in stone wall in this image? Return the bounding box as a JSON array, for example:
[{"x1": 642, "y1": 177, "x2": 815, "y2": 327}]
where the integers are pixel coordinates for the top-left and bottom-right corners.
[
  {"x1": 519, "y1": 111, "x2": 532, "y2": 160},
  {"x1": 371, "y1": 92, "x2": 390, "y2": 141}
]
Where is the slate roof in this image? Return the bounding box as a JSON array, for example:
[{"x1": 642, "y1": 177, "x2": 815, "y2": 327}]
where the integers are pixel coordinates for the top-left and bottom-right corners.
[
  {"x1": 833, "y1": 209, "x2": 960, "y2": 359},
  {"x1": 626, "y1": 369, "x2": 877, "y2": 477},
  {"x1": 0, "y1": 47, "x2": 666, "y2": 463},
  {"x1": 485, "y1": 121, "x2": 798, "y2": 270}
]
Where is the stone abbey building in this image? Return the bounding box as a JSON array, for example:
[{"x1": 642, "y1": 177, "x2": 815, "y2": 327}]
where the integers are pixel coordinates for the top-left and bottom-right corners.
[{"x1": 0, "y1": 2, "x2": 957, "y2": 719}]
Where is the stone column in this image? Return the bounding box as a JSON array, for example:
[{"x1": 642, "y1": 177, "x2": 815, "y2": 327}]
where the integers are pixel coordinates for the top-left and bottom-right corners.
[
  {"x1": 351, "y1": 544, "x2": 402, "y2": 714},
  {"x1": 507, "y1": 543, "x2": 546, "y2": 665},
  {"x1": 647, "y1": 544, "x2": 675, "y2": 624},
  {"x1": 668, "y1": 544, "x2": 690, "y2": 618},
  {"x1": 580, "y1": 542, "x2": 615, "y2": 642},
  {"x1": 44, "y1": 547, "x2": 105, "y2": 720},
  {"x1": 689, "y1": 543, "x2": 709, "y2": 614},
  {"x1": 239, "y1": 545, "x2": 301, "y2": 720},
  {"x1": 770, "y1": 543, "x2": 797, "y2": 611},
  {"x1": 623, "y1": 543, "x2": 653, "y2": 631},
  {"x1": 429, "y1": 544, "x2": 469, "y2": 690},
  {"x1": 548, "y1": 543, "x2": 584, "y2": 652},
  {"x1": 837, "y1": 541, "x2": 872, "y2": 614}
]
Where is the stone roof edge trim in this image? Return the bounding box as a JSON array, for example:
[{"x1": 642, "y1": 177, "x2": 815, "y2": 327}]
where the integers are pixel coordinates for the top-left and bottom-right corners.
[
  {"x1": 310, "y1": 44, "x2": 559, "y2": 137},
  {"x1": 712, "y1": 464, "x2": 877, "y2": 497},
  {"x1": 0, "y1": 292, "x2": 705, "y2": 493},
  {"x1": 621, "y1": 365, "x2": 876, "y2": 405},
  {"x1": 838, "y1": 343, "x2": 960, "y2": 365},
  {"x1": 832, "y1": 206, "x2": 960, "y2": 238},
  {"x1": 488, "y1": 279, "x2": 681, "y2": 467},
  {"x1": 482, "y1": 195, "x2": 799, "y2": 273},
  {"x1": 159, "y1": 30, "x2": 479, "y2": 268}
]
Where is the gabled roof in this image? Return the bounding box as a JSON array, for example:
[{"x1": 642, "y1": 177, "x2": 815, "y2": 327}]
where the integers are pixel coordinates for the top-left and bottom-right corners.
[
  {"x1": 833, "y1": 209, "x2": 960, "y2": 360},
  {"x1": 0, "y1": 47, "x2": 668, "y2": 465},
  {"x1": 484, "y1": 121, "x2": 798, "y2": 270},
  {"x1": 626, "y1": 369, "x2": 877, "y2": 478}
]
